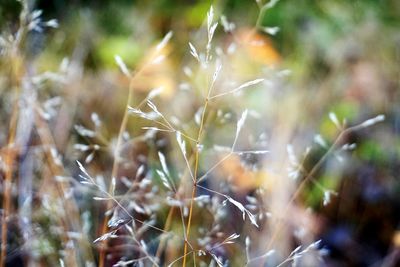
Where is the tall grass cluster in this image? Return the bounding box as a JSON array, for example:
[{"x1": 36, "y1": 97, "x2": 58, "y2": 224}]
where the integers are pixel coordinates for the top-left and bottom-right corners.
[{"x1": 0, "y1": 1, "x2": 390, "y2": 266}]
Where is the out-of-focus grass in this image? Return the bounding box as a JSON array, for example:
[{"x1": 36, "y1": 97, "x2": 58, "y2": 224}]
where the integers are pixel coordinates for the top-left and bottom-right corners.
[{"x1": 1, "y1": 0, "x2": 399, "y2": 266}]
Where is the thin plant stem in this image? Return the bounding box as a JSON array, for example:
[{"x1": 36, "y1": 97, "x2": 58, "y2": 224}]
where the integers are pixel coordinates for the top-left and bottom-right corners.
[
  {"x1": 98, "y1": 48, "x2": 165, "y2": 266},
  {"x1": 153, "y1": 146, "x2": 198, "y2": 267},
  {"x1": 98, "y1": 77, "x2": 134, "y2": 267},
  {"x1": 182, "y1": 90, "x2": 210, "y2": 266}
]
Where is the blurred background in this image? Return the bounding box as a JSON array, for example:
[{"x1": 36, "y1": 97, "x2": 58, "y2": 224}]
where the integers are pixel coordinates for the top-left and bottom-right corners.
[{"x1": 1, "y1": 0, "x2": 400, "y2": 266}]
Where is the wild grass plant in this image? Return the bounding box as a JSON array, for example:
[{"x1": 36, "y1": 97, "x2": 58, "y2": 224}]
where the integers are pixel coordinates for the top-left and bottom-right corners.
[{"x1": 0, "y1": 1, "x2": 389, "y2": 266}]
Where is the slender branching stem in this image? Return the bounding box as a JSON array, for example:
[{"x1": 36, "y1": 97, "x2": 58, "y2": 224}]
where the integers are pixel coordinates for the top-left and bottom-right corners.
[
  {"x1": 98, "y1": 76, "x2": 134, "y2": 267},
  {"x1": 182, "y1": 91, "x2": 210, "y2": 266}
]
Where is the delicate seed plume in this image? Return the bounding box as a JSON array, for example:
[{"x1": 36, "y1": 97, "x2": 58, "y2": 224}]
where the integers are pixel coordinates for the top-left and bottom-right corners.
[
  {"x1": 360, "y1": 114, "x2": 385, "y2": 128},
  {"x1": 75, "y1": 125, "x2": 96, "y2": 138},
  {"x1": 264, "y1": 0, "x2": 280, "y2": 9},
  {"x1": 211, "y1": 254, "x2": 224, "y2": 267},
  {"x1": 210, "y1": 78, "x2": 264, "y2": 99},
  {"x1": 156, "y1": 31, "x2": 173, "y2": 51},
  {"x1": 329, "y1": 112, "x2": 341, "y2": 129},
  {"x1": 233, "y1": 109, "x2": 248, "y2": 149},
  {"x1": 156, "y1": 170, "x2": 172, "y2": 191},
  {"x1": 93, "y1": 230, "x2": 118, "y2": 243},
  {"x1": 114, "y1": 55, "x2": 130, "y2": 77},
  {"x1": 262, "y1": 26, "x2": 280, "y2": 35},
  {"x1": 314, "y1": 134, "x2": 328, "y2": 148},
  {"x1": 226, "y1": 197, "x2": 258, "y2": 227},
  {"x1": 147, "y1": 87, "x2": 164, "y2": 100},
  {"x1": 158, "y1": 152, "x2": 170, "y2": 177},
  {"x1": 189, "y1": 42, "x2": 200, "y2": 62}
]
